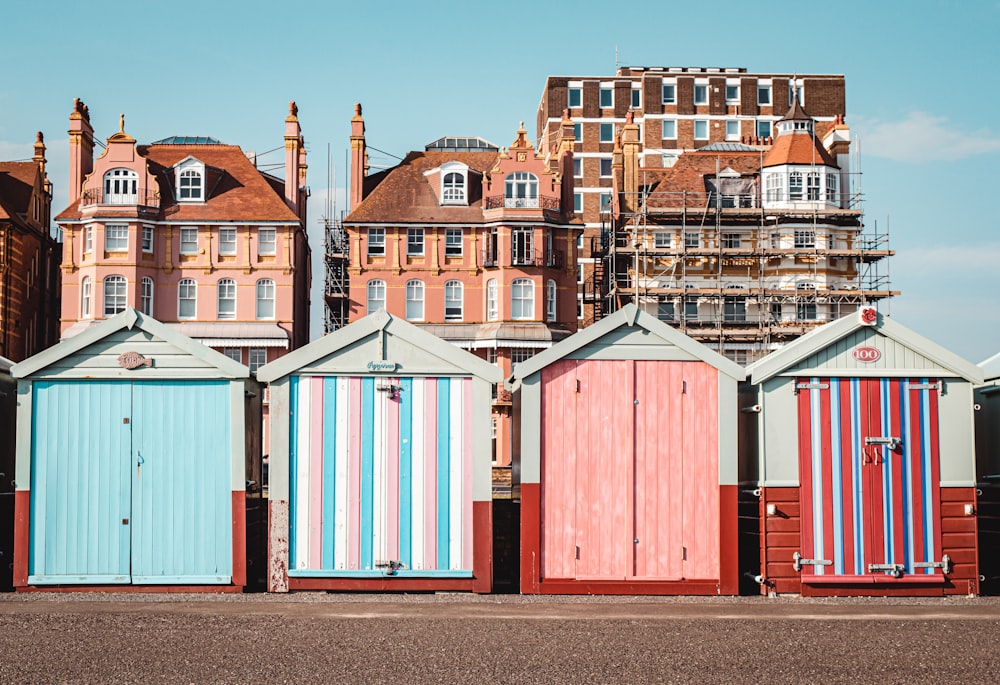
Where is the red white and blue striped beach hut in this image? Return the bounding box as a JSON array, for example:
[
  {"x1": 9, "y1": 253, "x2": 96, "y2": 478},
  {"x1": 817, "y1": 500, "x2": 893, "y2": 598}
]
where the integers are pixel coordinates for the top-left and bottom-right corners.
[
  {"x1": 257, "y1": 310, "x2": 503, "y2": 592},
  {"x1": 511, "y1": 304, "x2": 746, "y2": 594},
  {"x1": 745, "y1": 308, "x2": 983, "y2": 596}
]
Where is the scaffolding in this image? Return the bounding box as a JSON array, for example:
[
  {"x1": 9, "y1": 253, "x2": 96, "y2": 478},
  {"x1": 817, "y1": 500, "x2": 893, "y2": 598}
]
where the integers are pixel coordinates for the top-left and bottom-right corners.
[
  {"x1": 323, "y1": 214, "x2": 350, "y2": 334},
  {"x1": 590, "y1": 169, "x2": 896, "y2": 363}
]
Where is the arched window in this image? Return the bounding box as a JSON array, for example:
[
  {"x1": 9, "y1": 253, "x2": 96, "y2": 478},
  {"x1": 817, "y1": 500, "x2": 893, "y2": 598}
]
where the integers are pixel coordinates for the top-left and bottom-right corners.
[
  {"x1": 443, "y1": 172, "x2": 465, "y2": 204},
  {"x1": 81, "y1": 276, "x2": 92, "y2": 318},
  {"x1": 546, "y1": 280, "x2": 557, "y2": 322},
  {"x1": 103, "y1": 275, "x2": 127, "y2": 316},
  {"x1": 444, "y1": 280, "x2": 463, "y2": 321},
  {"x1": 366, "y1": 279, "x2": 386, "y2": 314},
  {"x1": 140, "y1": 277, "x2": 154, "y2": 316},
  {"x1": 255, "y1": 279, "x2": 275, "y2": 319},
  {"x1": 511, "y1": 278, "x2": 534, "y2": 320},
  {"x1": 178, "y1": 278, "x2": 197, "y2": 319},
  {"x1": 217, "y1": 278, "x2": 236, "y2": 319},
  {"x1": 405, "y1": 280, "x2": 424, "y2": 321},
  {"x1": 178, "y1": 168, "x2": 203, "y2": 201},
  {"x1": 103, "y1": 168, "x2": 138, "y2": 204},
  {"x1": 486, "y1": 279, "x2": 498, "y2": 321},
  {"x1": 504, "y1": 172, "x2": 538, "y2": 208}
]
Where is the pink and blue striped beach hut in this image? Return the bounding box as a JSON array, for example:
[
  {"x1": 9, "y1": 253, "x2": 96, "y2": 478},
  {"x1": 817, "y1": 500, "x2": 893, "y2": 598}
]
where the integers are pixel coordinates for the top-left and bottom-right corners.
[{"x1": 257, "y1": 310, "x2": 502, "y2": 592}]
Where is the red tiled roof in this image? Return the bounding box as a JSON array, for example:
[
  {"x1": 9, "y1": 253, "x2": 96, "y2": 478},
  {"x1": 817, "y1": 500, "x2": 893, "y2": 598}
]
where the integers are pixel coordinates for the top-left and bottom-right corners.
[
  {"x1": 56, "y1": 144, "x2": 299, "y2": 223},
  {"x1": 346, "y1": 151, "x2": 498, "y2": 224},
  {"x1": 762, "y1": 132, "x2": 838, "y2": 168}
]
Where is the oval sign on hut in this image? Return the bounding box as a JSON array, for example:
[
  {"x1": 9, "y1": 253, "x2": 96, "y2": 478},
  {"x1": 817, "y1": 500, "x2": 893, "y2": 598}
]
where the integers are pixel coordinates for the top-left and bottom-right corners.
[{"x1": 852, "y1": 346, "x2": 881, "y2": 363}]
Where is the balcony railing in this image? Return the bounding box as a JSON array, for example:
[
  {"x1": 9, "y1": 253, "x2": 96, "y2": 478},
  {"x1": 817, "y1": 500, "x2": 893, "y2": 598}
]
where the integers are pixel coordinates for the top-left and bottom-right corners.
[
  {"x1": 485, "y1": 195, "x2": 562, "y2": 211},
  {"x1": 80, "y1": 188, "x2": 161, "y2": 208}
]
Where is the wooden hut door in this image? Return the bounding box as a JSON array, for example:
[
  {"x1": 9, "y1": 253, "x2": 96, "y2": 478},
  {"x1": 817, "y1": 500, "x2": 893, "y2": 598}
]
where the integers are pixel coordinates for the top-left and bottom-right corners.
[
  {"x1": 541, "y1": 360, "x2": 719, "y2": 582},
  {"x1": 28, "y1": 380, "x2": 232, "y2": 585},
  {"x1": 797, "y1": 377, "x2": 944, "y2": 582},
  {"x1": 288, "y1": 376, "x2": 473, "y2": 577}
]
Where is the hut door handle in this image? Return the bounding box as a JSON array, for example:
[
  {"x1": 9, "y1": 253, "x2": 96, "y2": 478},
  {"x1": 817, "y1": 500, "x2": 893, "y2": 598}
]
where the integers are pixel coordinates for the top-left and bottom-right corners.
[{"x1": 137, "y1": 453, "x2": 144, "y2": 466}]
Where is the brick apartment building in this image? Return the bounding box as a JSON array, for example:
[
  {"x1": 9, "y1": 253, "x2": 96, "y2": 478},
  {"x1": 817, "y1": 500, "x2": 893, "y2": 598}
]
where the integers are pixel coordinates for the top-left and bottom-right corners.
[{"x1": 535, "y1": 66, "x2": 848, "y2": 327}]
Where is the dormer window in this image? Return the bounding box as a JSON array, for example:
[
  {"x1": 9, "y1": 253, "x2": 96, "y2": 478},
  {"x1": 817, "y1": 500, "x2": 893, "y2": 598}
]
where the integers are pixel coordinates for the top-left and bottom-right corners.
[
  {"x1": 439, "y1": 162, "x2": 468, "y2": 205},
  {"x1": 104, "y1": 168, "x2": 138, "y2": 204},
  {"x1": 175, "y1": 158, "x2": 205, "y2": 203}
]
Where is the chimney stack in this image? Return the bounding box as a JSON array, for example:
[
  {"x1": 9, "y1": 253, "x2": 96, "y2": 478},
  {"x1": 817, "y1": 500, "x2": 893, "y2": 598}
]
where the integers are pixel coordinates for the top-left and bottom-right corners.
[
  {"x1": 284, "y1": 101, "x2": 304, "y2": 216},
  {"x1": 621, "y1": 111, "x2": 640, "y2": 213},
  {"x1": 350, "y1": 103, "x2": 367, "y2": 211},
  {"x1": 67, "y1": 98, "x2": 94, "y2": 205}
]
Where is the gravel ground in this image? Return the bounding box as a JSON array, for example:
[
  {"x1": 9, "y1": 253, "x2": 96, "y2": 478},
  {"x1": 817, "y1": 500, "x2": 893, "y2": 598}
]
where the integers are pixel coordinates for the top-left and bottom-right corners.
[{"x1": 0, "y1": 594, "x2": 998, "y2": 683}]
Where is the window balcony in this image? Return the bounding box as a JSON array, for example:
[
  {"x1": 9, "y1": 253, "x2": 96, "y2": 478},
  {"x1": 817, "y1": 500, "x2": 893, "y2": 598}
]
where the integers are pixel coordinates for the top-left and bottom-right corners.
[{"x1": 81, "y1": 188, "x2": 160, "y2": 208}]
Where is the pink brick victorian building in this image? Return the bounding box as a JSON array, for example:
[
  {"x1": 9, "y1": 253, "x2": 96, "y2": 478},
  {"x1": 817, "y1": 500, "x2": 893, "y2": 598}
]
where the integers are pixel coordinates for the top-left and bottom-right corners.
[
  {"x1": 344, "y1": 105, "x2": 582, "y2": 469},
  {"x1": 55, "y1": 99, "x2": 311, "y2": 443}
]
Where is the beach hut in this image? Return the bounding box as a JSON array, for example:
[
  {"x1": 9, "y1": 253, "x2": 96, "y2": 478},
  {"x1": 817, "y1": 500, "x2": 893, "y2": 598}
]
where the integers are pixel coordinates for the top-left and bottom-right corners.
[
  {"x1": 745, "y1": 308, "x2": 984, "y2": 596},
  {"x1": 0, "y1": 356, "x2": 14, "y2": 590},
  {"x1": 511, "y1": 303, "x2": 746, "y2": 594},
  {"x1": 974, "y1": 353, "x2": 1000, "y2": 593},
  {"x1": 257, "y1": 310, "x2": 503, "y2": 593},
  {"x1": 10, "y1": 309, "x2": 260, "y2": 590}
]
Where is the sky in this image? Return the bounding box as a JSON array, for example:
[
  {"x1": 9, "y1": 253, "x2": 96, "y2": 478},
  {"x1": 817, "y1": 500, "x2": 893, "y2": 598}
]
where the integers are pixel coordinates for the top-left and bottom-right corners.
[{"x1": 2, "y1": 0, "x2": 998, "y2": 363}]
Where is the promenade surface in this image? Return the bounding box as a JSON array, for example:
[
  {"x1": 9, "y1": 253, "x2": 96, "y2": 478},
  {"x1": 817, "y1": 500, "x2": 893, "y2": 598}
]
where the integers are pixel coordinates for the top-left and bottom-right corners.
[{"x1": 1, "y1": 593, "x2": 998, "y2": 683}]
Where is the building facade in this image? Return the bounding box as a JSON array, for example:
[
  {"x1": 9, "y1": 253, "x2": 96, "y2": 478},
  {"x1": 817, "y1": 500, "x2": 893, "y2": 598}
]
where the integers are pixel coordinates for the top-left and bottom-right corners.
[
  {"x1": 55, "y1": 99, "x2": 311, "y2": 443},
  {"x1": 340, "y1": 105, "x2": 582, "y2": 470},
  {"x1": 536, "y1": 66, "x2": 848, "y2": 327},
  {"x1": 0, "y1": 133, "x2": 61, "y2": 361}
]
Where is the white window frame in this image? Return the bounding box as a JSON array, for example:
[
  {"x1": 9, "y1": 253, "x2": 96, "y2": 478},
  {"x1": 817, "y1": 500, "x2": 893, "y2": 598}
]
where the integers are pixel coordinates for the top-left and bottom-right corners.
[
  {"x1": 600, "y1": 191, "x2": 611, "y2": 212},
  {"x1": 223, "y1": 348, "x2": 242, "y2": 363},
  {"x1": 511, "y1": 278, "x2": 534, "y2": 320},
  {"x1": 725, "y1": 120, "x2": 740, "y2": 141},
  {"x1": 255, "y1": 279, "x2": 275, "y2": 320},
  {"x1": 599, "y1": 87, "x2": 613, "y2": 108},
  {"x1": 405, "y1": 280, "x2": 424, "y2": 321},
  {"x1": 248, "y1": 348, "x2": 267, "y2": 374},
  {"x1": 789, "y1": 172, "x2": 804, "y2": 201},
  {"x1": 105, "y1": 224, "x2": 128, "y2": 252},
  {"x1": 258, "y1": 227, "x2": 276, "y2": 256},
  {"x1": 685, "y1": 232, "x2": 700, "y2": 248},
  {"x1": 662, "y1": 153, "x2": 679, "y2": 168},
  {"x1": 573, "y1": 123, "x2": 582, "y2": 142},
  {"x1": 407, "y1": 228, "x2": 424, "y2": 256},
  {"x1": 567, "y1": 87, "x2": 582, "y2": 108},
  {"x1": 103, "y1": 275, "x2": 127, "y2": 316},
  {"x1": 140, "y1": 276, "x2": 154, "y2": 315},
  {"x1": 758, "y1": 85, "x2": 771, "y2": 106},
  {"x1": 445, "y1": 228, "x2": 463, "y2": 257},
  {"x1": 217, "y1": 278, "x2": 237, "y2": 320},
  {"x1": 757, "y1": 120, "x2": 772, "y2": 138},
  {"x1": 599, "y1": 158, "x2": 612, "y2": 178},
  {"x1": 662, "y1": 83, "x2": 676, "y2": 104},
  {"x1": 654, "y1": 232, "x2": 670, "y2": 249},
  {"x1": 486, "y1": 279, "x2": 498, "y2": 321},
  {"x1": 546, "y1": 279, "x2": 557, "y2": 322},
  {"x1": 573, "y1": 158, "x2": 582, "y2": 178},
  {"x1": 81, "y1": 276, "x2": 92, "y2": 318},
  {"x1": 722, "y1": 232, "x2": 742, "y2": 249},
  {"x1": 631, "y1": 87, "x2": 641, "y2": 108},
  {"x1": 103, "y1": 168, "x2": 138, "y2": 204},
  {"x1": 694, "y1": 120, "x2": 709, "y2": 140},
  {"x1": 694, "y1": 84, "x2": 708, "y2": 105},
  {"x1": 178, "y1": 278, "x2": 197, "y2": 319},
  {"x1": 179, "y1": 226, "x2": 198, "y2": 254},
  {"x1": 84, "y1": 225, "x2": 94, "y2": 254},
  {"x1": 366, "y1": 279, "x2": 386, "y2": 314},
  {"x1": 141, "y1": 225, "x2": 154, "y2": 253},
  {"x1": 504, "y1": 172, "x2": 538, "y2": 208},
  {"x1": 178, "y1": 168, "x2": 203, "y2": 202},
  {"x1": 219, "y1": 227, "x2": 237, "y2": 255},
  {"x1": 599, "y1": 123, "x2": 614, "y2": 143},
  {"x1": 441, "y1": 162, "x2": 468, "y2": 205},
  {"x1": 367, "y1": 227, "x2": 385, "y2": 256},
  {"x1": 573, "y1": 192, "x2": 582, "y2": 214},
  {"x1": 444, "y1": 280, "x2": 463, "y2": 321},
  {"x1": 662, "y1": 119, "x2": 677, "y2": 140},
  {"x1": 794, "y1": 230, "x2": 816, "y2": 249},
  {"x1": 725, "y1": 84, "x2": 740, "y2": 103}
]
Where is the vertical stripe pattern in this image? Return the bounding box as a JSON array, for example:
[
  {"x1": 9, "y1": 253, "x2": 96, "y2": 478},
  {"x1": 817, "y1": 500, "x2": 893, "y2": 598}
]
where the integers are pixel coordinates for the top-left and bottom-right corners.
[
  {"x1": 289, "y1": 376, "x2": 474, "y2": 574},
  {"x1": 798, "y1": 377, "x2": 942, "y2": 578}
]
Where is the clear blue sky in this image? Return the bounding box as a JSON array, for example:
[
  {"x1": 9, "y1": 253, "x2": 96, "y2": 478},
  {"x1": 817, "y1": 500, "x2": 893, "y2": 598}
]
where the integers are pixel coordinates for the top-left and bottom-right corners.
[{"x1": 3, "y1": 0, "x2": 998, "y2": 362}]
